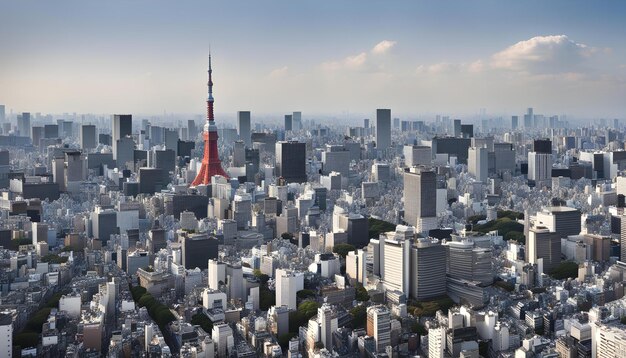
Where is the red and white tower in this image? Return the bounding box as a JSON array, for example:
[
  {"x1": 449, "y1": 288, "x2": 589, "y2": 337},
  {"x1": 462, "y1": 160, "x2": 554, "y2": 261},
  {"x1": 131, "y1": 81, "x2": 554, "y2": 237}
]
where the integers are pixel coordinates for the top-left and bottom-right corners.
[{"x1": 191, "y1": 53, "x2": 229, "y2": 186}]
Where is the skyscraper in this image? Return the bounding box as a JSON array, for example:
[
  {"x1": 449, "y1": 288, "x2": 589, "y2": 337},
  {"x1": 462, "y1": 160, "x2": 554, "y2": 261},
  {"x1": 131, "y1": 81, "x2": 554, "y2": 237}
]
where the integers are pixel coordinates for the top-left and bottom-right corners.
[
  {"x1": 511, "y1": 115, "x2": 518, "y2": 129},
  {"x1": 275, "y1": 141, "x2": 306, "y2": 183},
  {"x1": 527, "y1": 226, "x2": 561, "y2": 274},
  {"x1": 275, "y1": 268, "x2": 304, "y2": 310},
  {"x1": 403, "y1": 166, "x2": 437, "y2": 232},
  {"x1": 292, "y1": 111, "x2": 302, "y2": 130},
  {"x1": 80, "y1": 124, "x2": 97, "y2": 151},
  {"x1": 18, "y1": 112, "x2": 30, "y2": 138},
  {"x1": 410, "y1": 238, "x2": 447, "y2": 300},
  {"x1": 112, "y1": 114, "x2": 132, "y2": 160},
  {"x1": 468, "y1": 146, "x2": 488, "y2": 182},
  {"x1": 367, "y1": 305, "x2": 391, "y2": 353},
  {"x1": 191, "y1": 53, "x2": 229, "y2": 186},
  {"x1": 180, "y1": 234, "x2": 219, "y2": 269},
  {"x1": 0, "y1": 313, "x2": 12, "y2": 358},
  {"x1": 535, "y1": 206, "x2": 581, "y2": 238},
  {"x1": 0, "y1": 105, "x2": 5, "y2": 123},
  {"x1": 528, "y1": 139, "x2": 552, "y2": 187},
  {"x1": 284, "y1": 114, "x2": 293, "y2": 131},
  {"x1": 376, "y1": 109, "x2": 391, "y2": 150},
  {"x1": 383, "y1": 237, "x2": 411, "y2": 296},
  {"x1": 237, "y1": 111, "x2": 251, "y2": 147}
]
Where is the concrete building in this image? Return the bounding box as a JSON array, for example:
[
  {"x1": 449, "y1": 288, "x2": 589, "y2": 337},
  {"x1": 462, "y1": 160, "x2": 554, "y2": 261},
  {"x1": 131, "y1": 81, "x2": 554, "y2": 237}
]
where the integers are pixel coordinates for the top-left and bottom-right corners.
[
  {"x1": 212, "y1": 323, "x2": 234, "y2": 357},
  {"x1": 0, "y1": 313, "x2": 13, "y2": 358},
  {"x1": 275, "y1": 269, "x2": 304, "y2": 310},
  {"x1": 527, "y1": 226, "x2": 561, "y2": 274},
  {"x1": 376, "y1": 109, "x2": 391, "y2": 150},
  {"x1": 276, "y1": 141, "x2": 306, "y2": 183},
  {"x1": 180, "y1": 234, "x2": 218, "y2": 270},
  {"x1": 410, "y1": 238, "x2": 447, "y2": 300},
  {"x1": 536, "y1": 206, "x2": 581, "y2": 239},
  {"x1": 383, "y1": 238, "x2": 411, "y2": 296},
  {"x1": 468, "y1": 146, "x2": 488, "y2": 182},
  {"x1": 528, "y1": 151, "x2": 552, "y2": 188},
  {"x1": 404, "y1": 145, "x2": 431, "y2": 167},
  {"x1": 112, "y1": 114, "x2": 132, "y2": 161},
  {"x1": 367, "y1": 305, "x2": 391, "y2": 353},
  {"x1": 403, "y1": 166, "x2": 437, "y2": 232},
  {"x1": 80, "y1": 124, "x2": 97, "y2": 151},
  {"x1": 237, "y1": 111, "x2": 251, "y2": 147}
]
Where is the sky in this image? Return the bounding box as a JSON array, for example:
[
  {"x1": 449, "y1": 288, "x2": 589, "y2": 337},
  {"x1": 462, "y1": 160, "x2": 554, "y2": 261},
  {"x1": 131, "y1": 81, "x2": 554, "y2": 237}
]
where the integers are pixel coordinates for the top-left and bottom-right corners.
[{"x1": 1, "y1": 0, "x2": 625, "y2": 119}]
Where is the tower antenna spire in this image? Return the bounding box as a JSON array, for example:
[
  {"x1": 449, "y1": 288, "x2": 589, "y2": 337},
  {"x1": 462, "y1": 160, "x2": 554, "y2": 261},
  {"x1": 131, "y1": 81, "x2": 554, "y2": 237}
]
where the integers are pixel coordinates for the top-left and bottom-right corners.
[{"x1": 191, "y1": 51, "x2": 229, "y2": 186}]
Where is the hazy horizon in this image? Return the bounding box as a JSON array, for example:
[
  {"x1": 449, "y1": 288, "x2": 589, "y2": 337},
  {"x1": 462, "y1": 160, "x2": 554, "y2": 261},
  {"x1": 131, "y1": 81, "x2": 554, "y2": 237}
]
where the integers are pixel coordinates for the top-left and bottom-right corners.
[{"x1": 1, "y1": 0, "x2": 625, "y2": 118}]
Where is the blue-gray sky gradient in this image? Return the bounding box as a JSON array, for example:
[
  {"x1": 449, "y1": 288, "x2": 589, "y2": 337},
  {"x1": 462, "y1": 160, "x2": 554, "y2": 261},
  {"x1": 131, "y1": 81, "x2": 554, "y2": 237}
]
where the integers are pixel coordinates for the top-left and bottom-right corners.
[{"x1": 1, "y1": 0, "x2": 625, "y2": 118}]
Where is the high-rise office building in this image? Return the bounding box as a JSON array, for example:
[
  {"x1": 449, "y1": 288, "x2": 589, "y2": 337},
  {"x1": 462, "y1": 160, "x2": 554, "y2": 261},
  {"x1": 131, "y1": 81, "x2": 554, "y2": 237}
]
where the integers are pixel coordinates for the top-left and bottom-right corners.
[
  {"x1": 535, "y1": 206, "x2": 581, "y2": 238},
  {"x1": 445, "y1": 240, "x2": 493, "y2": 285},
  {"x1": 524, "y1": 108, "x2": 534, "y2": 128},
  {"x1": 404, "y1": 145, "x2": 432, "y2": 167},
  {"x1": 511, "y1": 116, "x2": 518, "y2": 129},
  {"x1": 321, "y1": 145, "x2": 350, "y2": 176},
  {"x1": 284, "y1": 114, "x2": 293, "y2": 131},
  {"x1": 0, "y1": 105, "x2": 5, "y2": 123},
  {"x1": 18, "y1": 112, "x2": 30, "y2": 138},
  {"x1": 410, "y1": 238, "x2": 447, "y2": 300},
  {"x1": 112, "y1": 114, "x2": 132, "y2": 160},
  {"x1": 533, "y1": 139, "x2": 552, "y2": 154},
  {"x1": 237, "y1": 111, "x2": 251, "y2": 147},
  {"x1": 367, "y1": 305, "x2": 391, "y2": 353},
  {"x1": 0, "y1": 313, "x2": 12, "y2": 358},
  {"x1": 376, "y1": 109, "x2": 391, "y2": 150},
  {"x1": 116, "y1": 136, "x2": 135, "y2": 170},
  {"x1": 453, "y1": 119, "x2": 462, "y2": 137},
  {"x1": 461, "y1": 124, "x2": 474, "y2": 138},
  {"x1": 44, "y1": 124, "x2": 59, "y2": 138},
  {"x1": 212, "y1": 323, "x2": 233, "y2": 357},
  {"x1": 275, "y1": 141, "x2": 306, "y2": 183},
  {"x1": 275, "y1": 268, "x2": 304, "y2": 310},
  {"x1": 292, "y1": 111, "x2": 302, "y2": 131},
  {"x1": 494, "y1": 143, "x2": 516, "y2": 174},
  {"x1": 527, "y1": 226, "x2": 561, "y2": 274},
  {"x1": 429, "y1": 327, "x2": 446, "y2": 358},
  {"x1": 91, "y1": 206, "x2": 118, "y2": 245},
  {"x1": 180, "y1": 234, "x2": 218, "y2": 269},
  {"x1": 208, "y1": 259, "x2": 226, "y2": 290},
  {"x1": 528, "y1": 151, "x2": 552, "y2": 188},
  {"x1": 318, "y1": 304, "x2": 338, "y2": 353},
  {"x1": 383, "y1": 237, "x2": 411, "y2": 296},
  {"x1": 468, "y1": 146, "x2": 488, "y2": 182},
  {"x1": 593, "y1": 323, "x2": 626, "y2": 357},
  {"x1": 80, "y1": 124, "x2": 97, "y2": 151},
  {"x1": 403, "y1": 166, "x2": 437, "y2": 232}
]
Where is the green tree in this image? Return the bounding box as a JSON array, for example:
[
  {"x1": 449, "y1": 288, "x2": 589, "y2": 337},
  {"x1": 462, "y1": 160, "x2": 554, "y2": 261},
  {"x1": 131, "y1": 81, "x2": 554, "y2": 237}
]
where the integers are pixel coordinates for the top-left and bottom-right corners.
[
  {"x1": 504, "y1": 231, "x2": 525, "y2": 244},
  {"x1": 192, "y1": 313, "x2": 214, "y2": 333},
  {"x1": 355, "y1": 283, "x2": 370, "y2": 302},
  {"x1": 253, "y1": 269, "x2": 270, "y2": 285},
  {"x1": 350, "y1": 304, "x2": 367, "y2": 329},
  {"x1": 278, "y1": 333, "x2": 298, "y2": 349},
  {"x1": 368, "y1": 218, "x2": 396, "y2": 239},
  {"x1": 297, "y1": 289, "x2": 316, "y2": 300},
  {"x1": 550, "y1": 261, "x2": 579, "y2": 280},
  {"x1": 411, "y1": 321, "x2": 427, "y2": 335},
  {"x1": 333, "y1": 243, "x2": 356, "y2": 258}
]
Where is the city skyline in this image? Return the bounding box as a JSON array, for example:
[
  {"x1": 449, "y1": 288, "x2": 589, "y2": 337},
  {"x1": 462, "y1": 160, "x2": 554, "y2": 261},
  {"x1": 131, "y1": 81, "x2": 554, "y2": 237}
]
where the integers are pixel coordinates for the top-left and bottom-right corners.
[{"x1": 1, "y1": 0, "x2": 625, "y2": 118}]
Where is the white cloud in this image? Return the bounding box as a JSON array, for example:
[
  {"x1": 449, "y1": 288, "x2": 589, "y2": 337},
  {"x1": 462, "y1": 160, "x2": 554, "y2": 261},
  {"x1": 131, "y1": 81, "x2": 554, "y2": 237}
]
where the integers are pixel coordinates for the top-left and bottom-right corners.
[
  {"x1": 491, "y1": 35, "x2": 593, "y2": 74},
  {"x1": 322, "y1": 52, "x2": 368, "y2": 71},
  {"x1": 269, "y1": 66, "x2": 289, "y2": 78},
  {"x1": 322, "y1": 40, "x2": 396, "y2": 72},
  {"x1": 372, "y1": 40, "x2": 397, "y2": 55}
]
